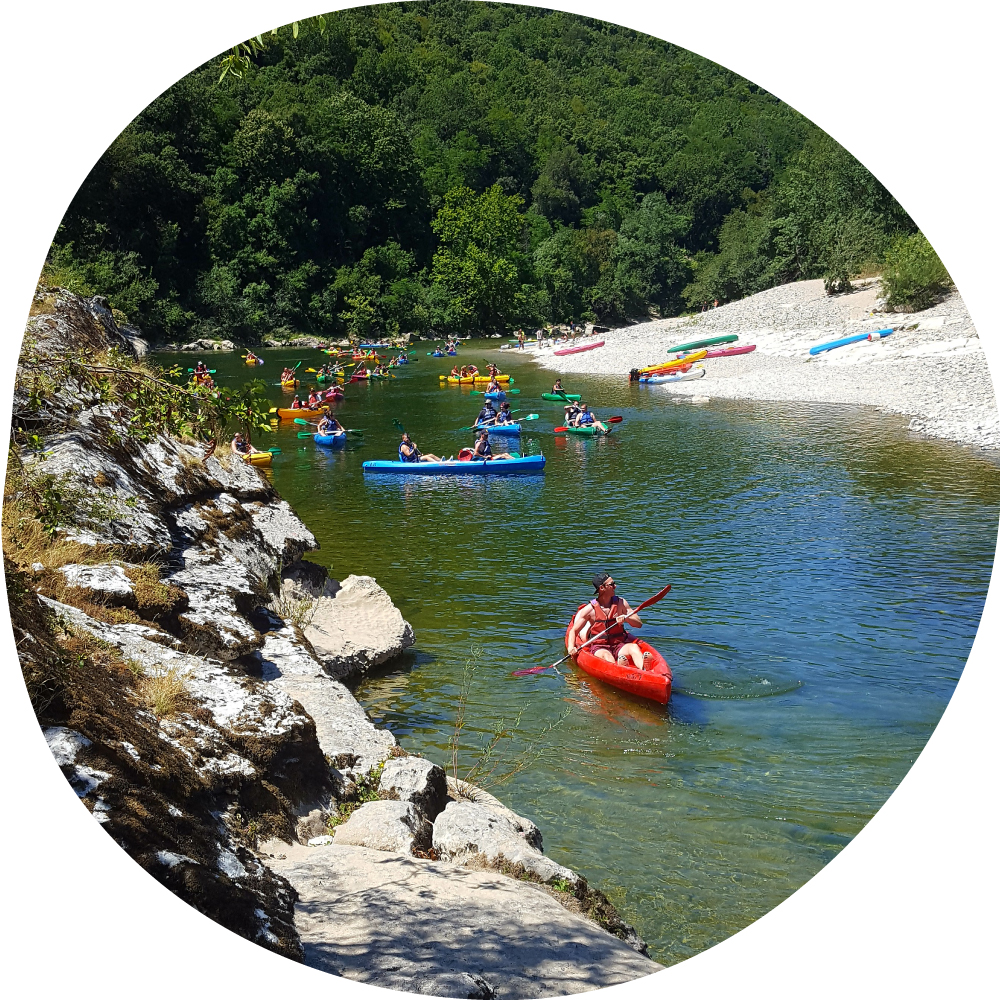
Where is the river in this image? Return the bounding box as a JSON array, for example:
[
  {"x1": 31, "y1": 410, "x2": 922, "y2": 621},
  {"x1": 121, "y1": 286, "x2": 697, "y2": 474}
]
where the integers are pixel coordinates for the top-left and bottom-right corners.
[{"x1": 157, "y1": 343, "x2": 999, "y2": 964}]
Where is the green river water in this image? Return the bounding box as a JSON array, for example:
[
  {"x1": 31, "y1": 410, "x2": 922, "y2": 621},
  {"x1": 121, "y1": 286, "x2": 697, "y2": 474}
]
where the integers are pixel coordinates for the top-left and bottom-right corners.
[{"x1": 159, "y1": 344, "x2": 999, "y2": 964}]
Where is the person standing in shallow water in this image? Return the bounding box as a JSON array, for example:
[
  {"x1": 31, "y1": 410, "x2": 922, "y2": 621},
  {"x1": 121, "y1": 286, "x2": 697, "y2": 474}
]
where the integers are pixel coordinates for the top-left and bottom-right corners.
[{"x1": 567, "y1": 572, "x2": 652, "y2": 671}]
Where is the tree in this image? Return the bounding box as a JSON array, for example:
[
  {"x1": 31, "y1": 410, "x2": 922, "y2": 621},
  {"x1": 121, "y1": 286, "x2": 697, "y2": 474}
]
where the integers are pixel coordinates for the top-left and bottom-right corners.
[{"x1": 430, "y1": 185, "x2": 532, "y2": 332}]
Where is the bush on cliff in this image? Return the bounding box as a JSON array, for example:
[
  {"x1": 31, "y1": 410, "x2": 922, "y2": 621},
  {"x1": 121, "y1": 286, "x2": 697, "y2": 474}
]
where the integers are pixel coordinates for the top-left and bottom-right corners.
[{"x1": 880, "y1": 232, "x2": 953, "y2": 312}]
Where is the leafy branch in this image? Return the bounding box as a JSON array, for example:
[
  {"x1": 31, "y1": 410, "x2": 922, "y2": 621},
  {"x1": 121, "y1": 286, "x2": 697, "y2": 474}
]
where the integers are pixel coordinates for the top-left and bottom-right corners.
[{"x1": 219, "y1": 15, "x2": 327, "y2": 82}]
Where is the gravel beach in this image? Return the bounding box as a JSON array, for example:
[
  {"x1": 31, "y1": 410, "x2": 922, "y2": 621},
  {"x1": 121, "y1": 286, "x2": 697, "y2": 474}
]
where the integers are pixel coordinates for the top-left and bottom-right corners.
[{"x1": 514, "y1": 278, "x2": 999, "y2": 452}]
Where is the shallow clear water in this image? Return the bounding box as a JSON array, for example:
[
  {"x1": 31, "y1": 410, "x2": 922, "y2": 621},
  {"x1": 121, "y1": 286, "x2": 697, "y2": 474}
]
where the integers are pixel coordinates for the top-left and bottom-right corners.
[{"x1": 158, "y1": 345, "x2": 999, "y2": 963}]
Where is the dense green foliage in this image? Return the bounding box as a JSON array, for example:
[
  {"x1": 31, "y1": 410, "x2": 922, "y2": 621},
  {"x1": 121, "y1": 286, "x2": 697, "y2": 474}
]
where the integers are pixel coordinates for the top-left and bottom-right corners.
[
  {"x1": 52, "y1": 1, "x2": 923, "y2": 340},
  {"x1": 881, "y1": 233, "x2": 953, "y2": 312}
]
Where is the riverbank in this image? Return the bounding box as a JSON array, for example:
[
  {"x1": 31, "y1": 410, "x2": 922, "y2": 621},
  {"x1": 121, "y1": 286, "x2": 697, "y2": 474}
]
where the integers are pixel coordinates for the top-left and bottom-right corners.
[
  {"x1": 12, "y1": 287, "x2": 660, "y2": 995},
  {"x1": 519, "y1": 278, "x2": 998, "y2": 452}
]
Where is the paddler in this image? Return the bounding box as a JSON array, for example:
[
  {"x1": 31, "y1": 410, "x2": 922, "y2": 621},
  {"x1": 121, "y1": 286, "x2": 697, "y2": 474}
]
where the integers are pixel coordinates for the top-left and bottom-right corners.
[
  {"x1": 486, "y1": 376, "x2": 501, "y2": 395},
  {"x1": 563, "y1": 400, "x2": 581, "y2": 425},
  {"x1": 567, "y1": 573, "x2": 652, "y2": 670},
  {"x1": 398, "y1": 432, "x2": 443, "y2": 463},
  {"x1": 290, "y1": 395, "x2": 303, "y2": 410},
  {"x1": 307, "y1": 390, "x2": 321, "y2": 408},
  {"x1": 475, "y1": 399, "x2": 497, "y2": 427},
  {"x1": 281, "y1": 367, "x2": 296, "y2": 384},
  {"x1": 552, "y1": 378, "x2": 565, "y2": 394},
  {"x1": 471, "y1": 430, "x2": 513, "y2": 461},
  {"x1": 317, "y1": 413, "x2": 343, "y2": 435},
  {"x1": 575, "y1": 404, "x2": 607, "y2": 433},
  {"x1": 495, "y1": 400, "x2": 513, "y2": 424},
  {"x1": 230, "y1": 431, "x2": 261, "y2": 456}
]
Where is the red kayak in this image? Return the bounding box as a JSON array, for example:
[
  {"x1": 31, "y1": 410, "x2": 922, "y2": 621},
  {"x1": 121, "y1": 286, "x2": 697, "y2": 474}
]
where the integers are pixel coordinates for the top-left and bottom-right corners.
[
  {"x1": 553, "y1": 340, "x2": 605, "y2": 357},
  {"x1": 564, "y1": 607, "x2": 672, "y2": 704},
  {"x1": 684, "y1": 344, "x2": 756, "y2": 360}
]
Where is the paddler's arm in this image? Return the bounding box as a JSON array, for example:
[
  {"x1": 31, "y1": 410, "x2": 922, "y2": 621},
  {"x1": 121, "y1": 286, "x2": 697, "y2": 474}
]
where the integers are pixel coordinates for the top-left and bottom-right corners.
[
  {"x1": 619, "y1": 599, "x2": 642, "y2": 628},
  {"x1": 567, "y1": 606, "x2": 593, "y2": 655}
]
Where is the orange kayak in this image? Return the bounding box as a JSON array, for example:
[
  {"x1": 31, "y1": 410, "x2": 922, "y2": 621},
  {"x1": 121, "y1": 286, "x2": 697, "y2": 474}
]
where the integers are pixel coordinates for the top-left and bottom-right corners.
[{"x1": 564, "y1": 607, "x2": 671, "y2": 704}]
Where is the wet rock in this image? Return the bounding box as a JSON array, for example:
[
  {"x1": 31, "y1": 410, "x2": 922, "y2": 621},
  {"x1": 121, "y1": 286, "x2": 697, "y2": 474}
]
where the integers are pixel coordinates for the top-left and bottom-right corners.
[
  {"x1": 303, "y1": 574, "x2": 415, "y2": 682},
  {"x1": 379, "y1": 756, "x2": 448, "y2": 823},
  {"x1": 333, "y1": 801, "x2": 432, "y2": 854}
]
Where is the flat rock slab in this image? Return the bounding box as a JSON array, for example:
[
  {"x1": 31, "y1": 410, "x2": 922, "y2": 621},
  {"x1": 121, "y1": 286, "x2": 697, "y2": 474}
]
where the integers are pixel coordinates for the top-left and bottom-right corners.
[{"x1": 265, "y1": 843, "x2": 662, "y2": 997}]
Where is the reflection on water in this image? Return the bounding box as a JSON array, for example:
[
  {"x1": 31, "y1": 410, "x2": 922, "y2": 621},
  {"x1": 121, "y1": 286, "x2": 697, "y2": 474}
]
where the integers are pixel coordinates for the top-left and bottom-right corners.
[{"x1": 154, "y1": 345, "x2": 999, "y2": 964}]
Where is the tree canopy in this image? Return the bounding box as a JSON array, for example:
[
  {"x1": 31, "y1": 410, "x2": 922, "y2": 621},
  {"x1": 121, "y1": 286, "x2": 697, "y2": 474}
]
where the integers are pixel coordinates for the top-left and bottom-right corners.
[{"x1": 50, "y1": 1, "x2": 916, "y2": 340}]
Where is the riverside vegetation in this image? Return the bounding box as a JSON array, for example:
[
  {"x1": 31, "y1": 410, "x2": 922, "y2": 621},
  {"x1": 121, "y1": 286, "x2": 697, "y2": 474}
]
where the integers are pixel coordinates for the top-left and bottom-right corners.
[{"x1": 45, "y1": 1, "x2": 950, "y2": 347}]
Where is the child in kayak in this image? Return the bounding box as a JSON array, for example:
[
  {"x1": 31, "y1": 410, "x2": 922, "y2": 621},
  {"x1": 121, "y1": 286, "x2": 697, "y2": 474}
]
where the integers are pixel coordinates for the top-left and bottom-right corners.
[
  {"x1": 230, "y1": 432, "x2": 261, "y2": 456},
  {"x1": 567, "y1": 573, "x2": 652, "y2": 670},
  {"x1": 398, "y1": 432, "x2": 443, "y2": 463}
]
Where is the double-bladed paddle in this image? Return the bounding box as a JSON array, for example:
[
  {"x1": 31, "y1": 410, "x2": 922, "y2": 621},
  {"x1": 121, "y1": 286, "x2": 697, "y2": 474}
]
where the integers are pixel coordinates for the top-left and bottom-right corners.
[{"x1": 512, "y1": 585, "x2": 672, "y2": 677}]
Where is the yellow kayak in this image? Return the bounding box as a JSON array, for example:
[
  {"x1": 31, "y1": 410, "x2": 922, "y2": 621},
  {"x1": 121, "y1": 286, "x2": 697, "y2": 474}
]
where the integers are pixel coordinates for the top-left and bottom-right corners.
[
  {"x1": 473, "y1": 375, "x2": 511, "y2": 384},
  {"x1": 276, "y1": 407, "x2": 327, "y2": 420},
  {"x1": 243, "y1": 451, "x2": 273, "y2": 466},
  {"x1": 444, "y1": 375, "x2": 476, "y2": 384},
  {"x1": 280, "y1": 379, "x2": 300, "y2": 387},
  {"x1": 639, "y1": 349, "x2": 707, "y2": 374}
]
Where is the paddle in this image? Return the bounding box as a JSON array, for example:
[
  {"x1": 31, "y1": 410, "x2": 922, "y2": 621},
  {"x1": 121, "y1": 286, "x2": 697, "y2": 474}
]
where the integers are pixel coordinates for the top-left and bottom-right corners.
[
  {"x1": 187, "y1": 368, "x2": 217, "y2": 374},
  {"x1": 554, "y1": 416, "x2": 623, "y2": 433},
  {"x1": 471, "y1": 388, "x2": 521, "y2": 395},
  {"x1": 512, "y1": 585, "x2": 672, "y2": 677},
  {"x1": 267, "y1": 447, "x2": 282, "y2": 454}
]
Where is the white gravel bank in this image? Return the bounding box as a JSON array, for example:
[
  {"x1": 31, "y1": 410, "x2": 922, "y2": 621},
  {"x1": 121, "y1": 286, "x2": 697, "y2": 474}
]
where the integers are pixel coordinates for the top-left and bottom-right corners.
[{"x1": 515, "y1": 278, "x2": 999, "y2": 452}]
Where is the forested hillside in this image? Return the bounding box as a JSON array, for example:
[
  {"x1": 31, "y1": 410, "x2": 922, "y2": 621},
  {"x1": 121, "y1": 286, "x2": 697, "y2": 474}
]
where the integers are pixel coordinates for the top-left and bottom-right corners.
[{"x1": 50, "y1": 1, "x2": 917, "y2": 341}]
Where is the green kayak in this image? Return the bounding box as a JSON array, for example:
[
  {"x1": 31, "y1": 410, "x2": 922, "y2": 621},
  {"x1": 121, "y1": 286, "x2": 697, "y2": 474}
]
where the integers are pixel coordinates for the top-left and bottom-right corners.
[
  {"x1": 566, "y1": 425, "x2": 612, "y2": 437},
  {"x1": 542, "y1": 392, "x2": 582, "y2": 401},
  {"x1": 666, "y1": 334, "x2": 738, "y2": 353}
]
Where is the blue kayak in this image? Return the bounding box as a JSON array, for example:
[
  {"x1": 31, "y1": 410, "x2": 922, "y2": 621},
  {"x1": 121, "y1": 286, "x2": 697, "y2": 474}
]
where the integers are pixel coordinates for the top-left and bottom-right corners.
[
  {"x1": 809, "y1": 328, "x2": 893, "y2": 356},
  {"x1": 364, "y1": 455, "x2": 544, "y2": 476},
  {"x1": 314, "y1": 431, "x2": 347, "y2": 448},
  {"x1": 432, "y1": 351, "x2": 445, "y2": 357},
  {"x1": 484, "y1": 390, "x2": 506, "y2": 401},
  {"x1": 474, "y1": 422, "x2": 521, "y2": 436}
]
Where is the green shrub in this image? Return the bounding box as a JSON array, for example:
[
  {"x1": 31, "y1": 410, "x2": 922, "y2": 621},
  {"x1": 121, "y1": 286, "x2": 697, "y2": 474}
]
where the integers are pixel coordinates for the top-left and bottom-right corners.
[{"x1": 881, "y1": 233, "x2": 952, "y2": 311}]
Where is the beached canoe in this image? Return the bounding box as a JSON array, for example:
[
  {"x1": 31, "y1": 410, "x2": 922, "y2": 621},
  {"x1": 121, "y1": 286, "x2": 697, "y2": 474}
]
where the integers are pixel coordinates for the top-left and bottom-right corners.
[
  {"x1": 808, "y1": 329, "x2": 893, "y2": 356},
  {"x1": 314, "y1": 431, "x2": 347, "y2": 448},
  {"x1": 363, "y1": 455, "x2": 545, "y2": 476},
  {"x1": 473, "y1": 423, "x2": 521, "y2": 436},
  {"x1": 553, "y1": 340, "x2": 605, "y2": 356},
  {"x1": 641, "y1": 368, "x2": 707, "y2": 385},
  {"x1": 276, "y1": 407, "x2": 327, "y2": 420},
  {"x1": 564, "y1": 610, "x2": 671, "y2": 704},
  {"x1": 243, "y1": 451, "x2": 273, "y2": 467},
  {"x1": 695, "y1": 344, "x2": 756, "y2": 359},
  {"x1": 639, "y1": 349, "x2": 708, "y2": 374},
  {"x1": 542, "y1": 392, "x2": 582, "y2": 402},
  {"x1": 666, "y1": 334, "x2": 738, "y2": 353}
]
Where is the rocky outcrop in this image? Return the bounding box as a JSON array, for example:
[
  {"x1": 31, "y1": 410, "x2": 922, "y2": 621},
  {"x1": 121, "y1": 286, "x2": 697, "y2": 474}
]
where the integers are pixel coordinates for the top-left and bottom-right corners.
[
  {"x1": 333, "y1": 800, "x2": 433, "y2": 853},
  {"x1": 281, "y1": 565, "x2": 416, "y2": 681},
  {"x1": 379, "y1": 755, "x2": 448, "y2": 822},
  {"x1": 265, "y1": 842, "x2": 664, "y2": 995}
]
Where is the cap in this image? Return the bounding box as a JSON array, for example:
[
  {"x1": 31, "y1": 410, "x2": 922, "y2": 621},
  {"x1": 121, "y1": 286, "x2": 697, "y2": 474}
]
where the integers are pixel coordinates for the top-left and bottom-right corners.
[{"x1": 592, "y1": 571, "x2": 612, "y2": 591}]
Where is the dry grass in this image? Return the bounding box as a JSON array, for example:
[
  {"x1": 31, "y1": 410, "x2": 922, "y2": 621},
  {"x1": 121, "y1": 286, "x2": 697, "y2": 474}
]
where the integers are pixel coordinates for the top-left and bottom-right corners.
[
  {"x1": 268, "y1": 591, "x2": 318, "y2": 630},
  {"x1": 125, "y1": 562, "x2": 183, "y2": 619},
  {"x1": 1, "y1": 504, "x2": 113, "y2": 573},
  {"x1": 138, "y1": 667, "x2": 187, "y2": 718}
]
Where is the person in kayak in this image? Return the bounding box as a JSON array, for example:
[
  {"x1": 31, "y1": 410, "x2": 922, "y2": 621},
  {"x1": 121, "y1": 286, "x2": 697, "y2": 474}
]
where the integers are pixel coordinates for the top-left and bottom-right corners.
[
  {"x1": 472, "y1": 431, "x2": 513, "y2": 461},
  {"x1": 307, "y1": 390, "x2": 322, "y2": 408},
  {"x1": 495, "y1": 400, "x2": 513, "y2": 424},
  {"x1": 290, "y1": 395, "x2": 303, "y2": 409},
  {"x1": 475, "y1": 399, "x2": 498, "y2": 426},
  {"x1": 486, "y1": 376, "x2": 501, "y2": 395},
  {"x1": 574, "y1": 404, "x2": 608, "y2": 433},
  {"x1": 552, "y1": 378, "x2": 565, "y2": 394},
  {"x1": 316, "y1": 414, "x2": 343, "y2": 436},
  {"x1": 230, "y1": 432, "x2": 262, "y2": 456},
  {"x1": 399, "y1": 432, "x2": 443, "y2": 463},
  {"x1": 567, "y1": 573, "x2": 652, "y2": 670},
  {"x1": 281, "y1": 367, "x2": 296, "y2": 383},
  {"x1": 563, "y1": 401, "x2": 581, "y2": 424}
]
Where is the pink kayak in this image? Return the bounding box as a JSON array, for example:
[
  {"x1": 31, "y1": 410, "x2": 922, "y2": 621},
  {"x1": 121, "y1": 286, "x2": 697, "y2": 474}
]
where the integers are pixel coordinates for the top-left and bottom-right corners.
[
  {"x1": 681, "y1": 344, "x2": 756, "y2": 360},
  {"x1": 553, "y1": 340, "x2": 605, "y2": 356}
]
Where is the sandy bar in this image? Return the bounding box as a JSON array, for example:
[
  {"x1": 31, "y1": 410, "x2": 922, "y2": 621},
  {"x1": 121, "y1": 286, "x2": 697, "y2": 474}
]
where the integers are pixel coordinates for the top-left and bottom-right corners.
[{"x1": 510, "y1": 279, "x2": 999, "y2": 452}]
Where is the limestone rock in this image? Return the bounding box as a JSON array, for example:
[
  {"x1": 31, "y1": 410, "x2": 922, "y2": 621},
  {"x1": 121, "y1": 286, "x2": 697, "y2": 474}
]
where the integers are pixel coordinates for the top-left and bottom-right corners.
[
  {"x1": 60, "y1": 563, "x2": 134, "y2": 601},
  {"x1": 447, "y1": 776, "x2": 542, "y2": 850},
  {"x1": 433, "y1": 800, "x2": 577, "y2": 886},
  {"x1": 379, "y1": 756, "x2": 448, "y2": 823},
  {"x1": 303, "y1": 574, "x2": 415, "y2": 681},
  {"x1": 333, "y1": 800, "x2": 432, "y2": 854},
  {"x1": 266, "y1": 843, "x2": 664, "y2": 994}
]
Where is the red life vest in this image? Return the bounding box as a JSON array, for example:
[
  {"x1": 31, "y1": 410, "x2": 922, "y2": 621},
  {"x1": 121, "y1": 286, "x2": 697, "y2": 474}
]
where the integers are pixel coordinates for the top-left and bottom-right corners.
[{"x1": 589, "y1": 596, "x2": 628, "y2": 641}]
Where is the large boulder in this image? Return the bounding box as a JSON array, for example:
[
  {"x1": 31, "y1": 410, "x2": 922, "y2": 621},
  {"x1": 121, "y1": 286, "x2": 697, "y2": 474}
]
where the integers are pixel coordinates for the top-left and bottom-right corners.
[
  {"x1": 303, "y1": 575, "x2": 415, "y2": 681},
  {"x1": 379, "y1": 757, "x2": 448, "y2": 822},
  {"x1": 333, "y1": 801, "x2": 432, "y2": 854},
  {"x1": 433, "y1": 799, "x2": 577, "y2": 886}
]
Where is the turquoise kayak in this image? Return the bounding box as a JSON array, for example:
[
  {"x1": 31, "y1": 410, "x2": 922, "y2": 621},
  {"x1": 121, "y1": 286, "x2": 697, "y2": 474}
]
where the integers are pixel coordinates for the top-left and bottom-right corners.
[
  {"x1": 314, "y1": 431, "x2": 347, "y2": 447},
  {"x1": 808, "y1": 328, "x2": 893, "y2": 356},
  {"x1": 364, "y1": 455, "x2": 545, "y2": 475}
]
